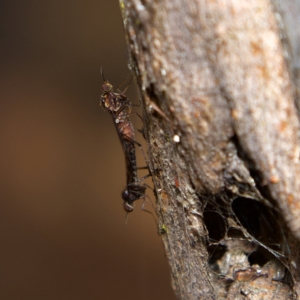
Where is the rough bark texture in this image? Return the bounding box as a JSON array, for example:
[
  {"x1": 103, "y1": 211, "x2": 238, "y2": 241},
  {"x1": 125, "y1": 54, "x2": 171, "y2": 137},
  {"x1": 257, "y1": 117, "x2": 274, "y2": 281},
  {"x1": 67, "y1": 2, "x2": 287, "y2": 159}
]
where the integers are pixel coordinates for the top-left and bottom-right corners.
[{"x1": 120, "y1": 0, "x2": 300, "y2": 299}]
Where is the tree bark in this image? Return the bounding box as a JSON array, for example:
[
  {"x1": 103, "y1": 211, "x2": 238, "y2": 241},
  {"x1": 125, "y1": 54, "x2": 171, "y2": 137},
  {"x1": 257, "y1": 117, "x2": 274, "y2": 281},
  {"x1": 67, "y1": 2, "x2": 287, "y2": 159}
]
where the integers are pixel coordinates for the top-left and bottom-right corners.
[{"x1": 120, "y1": 0, "x2": 300, "y2": 299}]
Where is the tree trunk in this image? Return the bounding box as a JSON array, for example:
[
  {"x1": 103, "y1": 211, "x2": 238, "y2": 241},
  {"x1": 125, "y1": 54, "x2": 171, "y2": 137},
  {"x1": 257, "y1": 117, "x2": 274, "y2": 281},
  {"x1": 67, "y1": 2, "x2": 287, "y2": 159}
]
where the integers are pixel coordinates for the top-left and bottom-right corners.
[{"x1": 120, "y1": 0, "x2": 300, "y2": 299}]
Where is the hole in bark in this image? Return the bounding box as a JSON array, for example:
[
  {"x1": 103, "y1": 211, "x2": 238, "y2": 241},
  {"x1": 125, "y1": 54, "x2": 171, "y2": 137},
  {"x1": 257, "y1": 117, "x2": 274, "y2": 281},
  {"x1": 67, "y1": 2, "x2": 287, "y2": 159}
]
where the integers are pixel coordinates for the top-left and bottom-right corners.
[
  {"x1": 204, "y1": 204, "x2": 227, "y2": 242},
  {"x1": 207, "y1": 244, "x2": 227, "y2": 269},
  {"x1": 226, "y1": 227, "x2": 245, "y2": 239},
  {"x1": 232, "y1": 197, "x2": 283, "y2": 252},
  {"x1": 248, "y1": 246, "x2": 270, "y2": 266},
  {"x1": 146, "y1": 83, "x2": 157, "y2": 103}
]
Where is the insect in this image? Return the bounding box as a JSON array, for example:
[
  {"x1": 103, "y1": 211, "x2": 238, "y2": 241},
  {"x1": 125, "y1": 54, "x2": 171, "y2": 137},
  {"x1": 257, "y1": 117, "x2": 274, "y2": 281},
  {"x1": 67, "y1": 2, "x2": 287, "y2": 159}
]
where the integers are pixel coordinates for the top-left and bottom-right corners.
[{"x1": 100, "y1": 72, "x2": 149, "y2": 212}]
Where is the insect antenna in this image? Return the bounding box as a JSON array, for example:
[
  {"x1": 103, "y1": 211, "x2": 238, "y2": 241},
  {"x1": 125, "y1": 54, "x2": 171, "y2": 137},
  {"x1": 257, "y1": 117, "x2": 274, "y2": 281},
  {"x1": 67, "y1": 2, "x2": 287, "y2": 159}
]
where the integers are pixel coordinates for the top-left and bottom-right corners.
[{"x1": 100, "y1": 66, "x2": 106, "y2": 82}]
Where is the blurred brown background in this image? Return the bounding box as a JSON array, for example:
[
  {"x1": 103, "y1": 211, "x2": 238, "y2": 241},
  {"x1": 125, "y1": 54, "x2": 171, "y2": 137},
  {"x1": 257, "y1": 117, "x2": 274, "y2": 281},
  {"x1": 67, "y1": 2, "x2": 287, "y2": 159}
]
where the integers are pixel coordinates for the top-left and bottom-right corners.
[{"x1": 0, "y1": 1, "x2": 175, "y2": 299}]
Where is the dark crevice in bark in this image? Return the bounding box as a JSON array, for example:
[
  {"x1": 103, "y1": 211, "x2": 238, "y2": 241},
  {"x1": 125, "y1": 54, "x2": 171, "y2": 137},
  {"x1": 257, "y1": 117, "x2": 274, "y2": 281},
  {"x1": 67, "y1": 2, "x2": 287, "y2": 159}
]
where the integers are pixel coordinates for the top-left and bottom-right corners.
[{"x1": 229, "y1": 134, "x2": 279, "y2": 209}]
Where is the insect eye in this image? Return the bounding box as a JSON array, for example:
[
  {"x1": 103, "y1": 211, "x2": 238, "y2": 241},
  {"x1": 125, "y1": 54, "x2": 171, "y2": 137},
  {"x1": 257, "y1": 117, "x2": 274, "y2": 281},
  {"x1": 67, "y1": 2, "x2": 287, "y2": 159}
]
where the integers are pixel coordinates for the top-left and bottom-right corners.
[
  {"x1": 102, "y1": 83, "x2": 112, "y2": 92},
  {"x1": 122, "y1": 190, "x2": 130, "y2": 201}
]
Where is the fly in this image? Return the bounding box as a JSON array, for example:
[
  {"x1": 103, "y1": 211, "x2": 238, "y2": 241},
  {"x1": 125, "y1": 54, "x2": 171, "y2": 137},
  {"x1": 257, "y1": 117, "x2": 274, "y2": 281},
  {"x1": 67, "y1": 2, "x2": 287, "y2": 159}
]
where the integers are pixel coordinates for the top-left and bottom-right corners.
[{"x1": 100, "y1": 72, "x2": 149, "y2": 212}]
